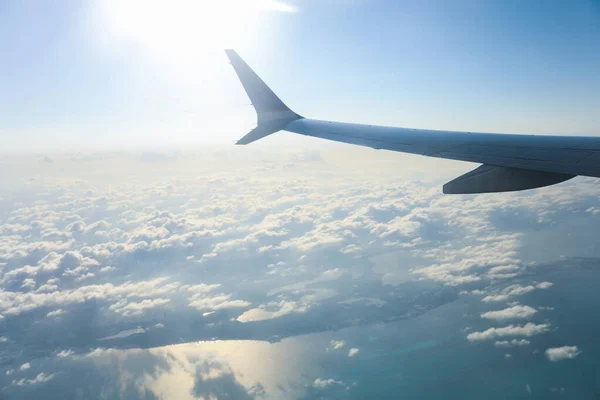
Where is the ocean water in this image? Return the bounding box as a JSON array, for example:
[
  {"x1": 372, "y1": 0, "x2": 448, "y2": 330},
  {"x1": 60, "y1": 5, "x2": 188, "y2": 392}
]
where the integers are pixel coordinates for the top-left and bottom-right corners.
[{"x1": 3, "y1": 258, "x2": 600, "y2": 399}]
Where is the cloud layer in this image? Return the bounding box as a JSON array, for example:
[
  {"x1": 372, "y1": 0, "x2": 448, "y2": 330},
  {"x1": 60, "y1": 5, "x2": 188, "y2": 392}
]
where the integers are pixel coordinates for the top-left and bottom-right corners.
[{"x1": 0, "y1": 149, "x2": 597, "y2": 397}]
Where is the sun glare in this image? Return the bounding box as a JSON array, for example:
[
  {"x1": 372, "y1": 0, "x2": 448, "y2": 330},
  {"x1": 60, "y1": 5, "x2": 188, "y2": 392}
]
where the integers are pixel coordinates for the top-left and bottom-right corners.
[{"x1": 100, "y1": 0, "x2": 294, "y2": 69}]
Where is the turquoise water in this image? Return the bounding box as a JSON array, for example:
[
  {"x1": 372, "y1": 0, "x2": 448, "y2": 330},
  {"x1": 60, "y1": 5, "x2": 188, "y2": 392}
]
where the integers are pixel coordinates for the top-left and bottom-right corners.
[
  {"x1": 325, "y1": 262, "x2": 600, "y2": 399},
  {"x1": 3, "y1": 259, "x2": 600, "y2": 399}
]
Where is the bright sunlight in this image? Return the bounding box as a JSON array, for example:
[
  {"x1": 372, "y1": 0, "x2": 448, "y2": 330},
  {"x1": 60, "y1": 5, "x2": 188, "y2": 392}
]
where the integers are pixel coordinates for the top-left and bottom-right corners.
[{"x1": 99, "y1": 0, "x2": 296, "y2": 67}]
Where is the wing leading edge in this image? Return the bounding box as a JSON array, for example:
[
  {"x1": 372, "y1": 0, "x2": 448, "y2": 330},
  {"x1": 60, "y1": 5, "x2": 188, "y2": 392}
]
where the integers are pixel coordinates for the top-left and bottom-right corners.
[{"x1": 225, "y1": 49, "x2": 600, "y2": 194}]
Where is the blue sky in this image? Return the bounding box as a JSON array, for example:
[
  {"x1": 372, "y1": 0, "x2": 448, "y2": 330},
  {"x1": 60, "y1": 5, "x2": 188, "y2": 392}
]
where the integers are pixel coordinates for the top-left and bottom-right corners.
[{"x1": 1, "y1": 0, "x2": 599, "y2": 152}]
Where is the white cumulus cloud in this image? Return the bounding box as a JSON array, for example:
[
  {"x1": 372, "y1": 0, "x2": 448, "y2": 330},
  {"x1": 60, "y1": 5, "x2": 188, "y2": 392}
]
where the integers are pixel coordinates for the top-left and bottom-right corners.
[
  {"x1": 13, "y1": 372, "x2": 55, "y2": 386},
  {"x1": 481, "y1": 282, "x2": 552, "y2": 303},
  {"x1": 481, "y1": 305, "x2": 537, "y2": 321},
  {"x1": 46, "y1": 309, "x2": 65, "y2": 318},
  {"x1": 330, "y1": 340, "x2": 345, "y2": 350},
  {"x1": 313, "y1": 378, "x2": 343, "y2": 389},
  {"x1": 237, "y1": 300, "x2": 306, "y2": 323},
  {"x1": 56, "y1": 349, "x2": 74, "y2": 358},
  {"x1": 545, "y1": 346, "x2": 581, "y2": 361},
  {"x1": 467, "y1": 323, "x2": 550, "y2": 341}
]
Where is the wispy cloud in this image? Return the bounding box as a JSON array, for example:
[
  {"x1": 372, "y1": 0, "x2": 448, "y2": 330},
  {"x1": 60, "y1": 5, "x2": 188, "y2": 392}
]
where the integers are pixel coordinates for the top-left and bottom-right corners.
[{"x1": 494, "y1": 339, "x2": 530, "y2": 348}]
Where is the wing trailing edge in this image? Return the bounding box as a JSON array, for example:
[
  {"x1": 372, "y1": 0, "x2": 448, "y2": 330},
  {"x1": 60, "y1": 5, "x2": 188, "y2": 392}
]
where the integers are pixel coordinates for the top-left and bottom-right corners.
[{"x1": 443, "y1": 165, "x2": 576, "y2": 194}]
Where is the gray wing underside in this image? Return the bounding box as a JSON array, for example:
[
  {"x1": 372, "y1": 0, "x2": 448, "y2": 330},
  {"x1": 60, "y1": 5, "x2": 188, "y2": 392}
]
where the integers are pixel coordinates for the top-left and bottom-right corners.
[{"x1": 226, "y1": 49, "x2": 600, "y2": 194}]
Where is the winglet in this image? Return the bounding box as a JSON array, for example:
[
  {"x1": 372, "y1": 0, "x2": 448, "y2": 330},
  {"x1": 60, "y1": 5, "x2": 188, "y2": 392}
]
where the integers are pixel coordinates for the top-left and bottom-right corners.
[{"x1": 225, "y1": 49, "x2": 301, "y2": 144}]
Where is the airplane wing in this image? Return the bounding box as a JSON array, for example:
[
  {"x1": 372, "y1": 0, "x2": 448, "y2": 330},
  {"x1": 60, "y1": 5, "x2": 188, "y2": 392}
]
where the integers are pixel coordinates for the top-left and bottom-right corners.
[{"x1": 225, "y1": 49, "x2": 600, "y2": 194}]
